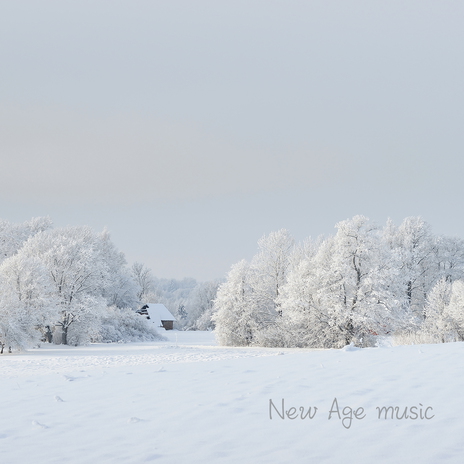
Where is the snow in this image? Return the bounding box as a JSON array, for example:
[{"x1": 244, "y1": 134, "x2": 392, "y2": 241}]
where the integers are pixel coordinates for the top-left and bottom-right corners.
[
  {"x1": 341, "y1": 342, "x2": 362, "y2": 351},
  {"x1": 1, "y1": 331, "x2": 463, "y2": 463}
]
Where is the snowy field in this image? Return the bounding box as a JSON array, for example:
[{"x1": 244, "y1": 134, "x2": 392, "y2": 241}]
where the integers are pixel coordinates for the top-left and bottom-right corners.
[{"x1": 1, "y1": 331, "x2": 464, "y2": 464}]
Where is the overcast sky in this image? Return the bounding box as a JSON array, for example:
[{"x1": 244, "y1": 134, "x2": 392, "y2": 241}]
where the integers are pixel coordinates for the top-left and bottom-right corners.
[{"x1": 1, "y1": 1, "x2": 464, "y2": 281}]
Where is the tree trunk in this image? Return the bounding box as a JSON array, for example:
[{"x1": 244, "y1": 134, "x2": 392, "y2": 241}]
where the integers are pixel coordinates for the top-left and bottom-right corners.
[
  {"x1": 345, "y1": 319, "x2": 354, "y2": 345},
  {"x1": 44, "y1": 325, "x2": 53, "y2": 343},
  {"x1": 407, "y1": 281, "x2": 412, "y2": 305},
  {"x1": 61, "y1": 326, "x2": 68, "y2": 345}
]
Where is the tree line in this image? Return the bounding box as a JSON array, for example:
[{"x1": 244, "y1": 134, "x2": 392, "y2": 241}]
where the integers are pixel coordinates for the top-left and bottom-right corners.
[
  {"x1": 5, "y1": 214, "x2": 458, "y2": 351},
  {"x1": 213, "y1": 216, "x2": 464, "y2": 348},
  {"x1": 0, "y1": 217, "x2": 218, "y2": 351}
]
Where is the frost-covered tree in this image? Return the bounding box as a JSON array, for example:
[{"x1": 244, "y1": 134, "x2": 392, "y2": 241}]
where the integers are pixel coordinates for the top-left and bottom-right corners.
[
  {"x1": 434, "y1": 236, "x2": 464, "y2": 284},
  {"x1": 321, "y1": 216, "x2": 401, "y2": 345},
  {"x1": 184, "y1": 280, "x2": 221, "y2": 330},
  {"x1": 250, "y1": 229, "x2": 295, "y2": 318},
  {"x1": 0, "y1": 218, "x2": 166, "y2": 348},
  {"x1": 0, "y1": 254, "x2": 58, "y2": 351},
  {"x1": 276, "y1": 216, "x2": 405, "y2": 348},
  {"x1": 0, "y1": 217, "x2": 52, "y2": 264},
  {"x1": 384, "y1": 217, "x2": 437, "y2": 317},
  {"x1": 445, "y1": 280, "x2": 464, "y2": 341},
  {"x1": 215, "y1": 229, "x2": 296, "y2": 345},
  {"x1": 263, "y1": 257, "x2": 321, "y2": 347},
  {"x1": 382, "y1": 217, "x2": 464, "y2": 329},
  {"x1": 97, "y1": 230, "x2": 139, "y2": 309},
  {"x1": 213, "y1": 260, "x2": 256, "y2": 346},
  {"x1": 62, "y1": 294, "x2": 107, "y2": 346},
  {"x1": 422, "y1": 278, "x2": 453, "y2": 342},
  {"x1": 276, "y1": 236, "x2": 352, "y2": 348},
  {"x1": 214, "y1": 216, "x2": 464, "y2": 348},
  {"x1": 104, "y1": 268, "x2": 139, "y2": 310},
  {"x1": 422, "y1": 279, "x2": 464, "y2": 343},
  {"x1": 131, "y1": 262, "x2": 155, "y2": 302},
  {"x1": 18, "y1": 226, "x2": 112, "y2": 345}
]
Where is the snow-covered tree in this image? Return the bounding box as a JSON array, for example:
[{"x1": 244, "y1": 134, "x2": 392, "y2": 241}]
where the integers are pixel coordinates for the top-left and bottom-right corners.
[
  {"x1": 104, "y1": 268, "x2": 139, "y2": 310},
  {"x1": 0, "y1": 217, "x2": 168, "y2": 348},
  {"x1": 434, "y1": 236, "x2": 464, "y2": 284},
  {"x1": 445, "y1": 280, "x2": 464, "y2": 341},
  {"x1": 131, "y1": 262, "x2": 155, "y2": 302},
  {"x1": 319, "y1": 216, "x2": 400, "y2": 345},
  {"x1": 277, "y1": 216, "x2": 405, "y2": 348},
  {"x1": 422, "y1": 279, "x2": 464, "y2": 343},
  {"x1": 0, "y1": 254, "x2": 58, "y2": 351},
  {"x1": 422, "y1": 277, "x2": 453, "y2": 342},
  {"x1": 0, "y1": 217, "x2": 52, "y2": 264},
  {"x1": 250, "y1": 229, "x2": 295, "y2": 318},
  {"x1": 214, "y1": 230, "x2": 296, "y2": 346},
  {"x1": 97, "y1": 230, "x2": 139, "y2": 309},
  {"x1": 385, "y1": 217, "x2": 437, "y2": 317},
  {"x1": 183, "y1": 280, "x2": 221, "y2": 330},
  {"x1": 213, "y1": 260, "x2": 256, "y2": 346},
  {"x1": 18, "y1": 226, "x2": 112, "y2": 345}
]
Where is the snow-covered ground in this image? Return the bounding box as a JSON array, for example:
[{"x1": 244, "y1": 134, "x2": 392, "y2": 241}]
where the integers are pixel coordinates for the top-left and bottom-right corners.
[{"x1": 1, "y1": 331, "x2": 463, "y2": 463}]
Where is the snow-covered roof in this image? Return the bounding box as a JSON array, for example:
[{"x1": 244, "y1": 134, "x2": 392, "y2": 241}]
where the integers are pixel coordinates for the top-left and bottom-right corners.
[{"x1": 146, "y1": 304, "x2": 176, "y2": 327}]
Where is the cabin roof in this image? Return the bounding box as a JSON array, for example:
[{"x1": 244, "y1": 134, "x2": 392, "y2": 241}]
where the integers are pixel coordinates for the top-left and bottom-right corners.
[{"x1": 145, "y1": 303, "x2": 177, "y2": 327}]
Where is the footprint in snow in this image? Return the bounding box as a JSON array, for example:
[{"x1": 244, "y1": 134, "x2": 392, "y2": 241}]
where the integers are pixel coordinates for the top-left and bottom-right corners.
[
  {"x1": 32, "y1": 420, "x2": 48, "y2": 429},
  {"x1": 128, "y1": 417, "x2": 148, "y2": 424},
  {"x1": 63, "y1": 374, "x2": 88, "y2": 381}
]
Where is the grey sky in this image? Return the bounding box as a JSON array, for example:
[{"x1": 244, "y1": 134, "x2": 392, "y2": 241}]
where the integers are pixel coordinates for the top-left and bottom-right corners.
[{"x1": 1, "y1": 1, "x2": 464, "y2": 280}]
